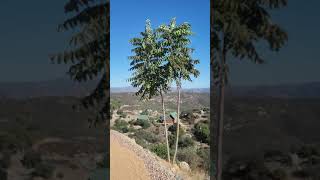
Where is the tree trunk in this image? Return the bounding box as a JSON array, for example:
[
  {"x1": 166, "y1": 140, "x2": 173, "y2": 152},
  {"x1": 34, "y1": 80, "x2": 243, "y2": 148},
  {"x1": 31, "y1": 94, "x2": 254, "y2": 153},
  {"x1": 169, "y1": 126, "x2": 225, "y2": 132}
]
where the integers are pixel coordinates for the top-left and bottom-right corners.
[
  {"x1": 160, "y1": 90, "x2": 171, "y2": 163},
  {"x1": 215, "y1": 37, "x2": 226, "y2": 180},
  {"x1": 173, "y1": 82, "x2": 181, "y2": 164}
]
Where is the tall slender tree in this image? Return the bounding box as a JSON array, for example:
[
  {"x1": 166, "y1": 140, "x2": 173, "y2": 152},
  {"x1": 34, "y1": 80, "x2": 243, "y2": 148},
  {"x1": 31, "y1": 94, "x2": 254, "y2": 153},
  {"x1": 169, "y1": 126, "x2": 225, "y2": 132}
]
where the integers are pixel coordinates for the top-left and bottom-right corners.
[
  {"x1": 158, "y1": 18, "x2": 200, "y2": 164},
  {"x1": 212, "y1": 1, "x2": 288, "y2": 179},
  {"x1": 128, "y1": 20, "x2": 172, "y2": 162}
]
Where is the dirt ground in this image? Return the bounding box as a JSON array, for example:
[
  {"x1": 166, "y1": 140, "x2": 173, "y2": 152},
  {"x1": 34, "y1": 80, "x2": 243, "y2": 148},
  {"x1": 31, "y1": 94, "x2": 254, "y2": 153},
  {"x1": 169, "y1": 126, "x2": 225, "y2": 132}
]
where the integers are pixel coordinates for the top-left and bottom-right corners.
[{"x1": 110, "y1": 132, "x2": 150, "y2": 180}]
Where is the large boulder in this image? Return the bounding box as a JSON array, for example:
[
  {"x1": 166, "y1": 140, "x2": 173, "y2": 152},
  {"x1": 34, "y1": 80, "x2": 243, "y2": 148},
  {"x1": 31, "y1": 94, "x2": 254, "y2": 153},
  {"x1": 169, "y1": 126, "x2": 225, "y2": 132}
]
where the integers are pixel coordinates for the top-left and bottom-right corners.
[{"x1": 179, "y1": 161, "x2": 191, "y2": 172}]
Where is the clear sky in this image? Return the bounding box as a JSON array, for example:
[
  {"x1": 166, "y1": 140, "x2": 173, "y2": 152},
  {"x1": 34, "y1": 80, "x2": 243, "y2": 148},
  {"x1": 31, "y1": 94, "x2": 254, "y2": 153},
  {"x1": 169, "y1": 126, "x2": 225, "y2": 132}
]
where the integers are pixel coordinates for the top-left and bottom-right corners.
[
  {"x1": 0, "y1": 1, "x2": 319, "y2": 86},
  {"x1": 110, "y1": 0, "x2": 210, "y2": 88}
]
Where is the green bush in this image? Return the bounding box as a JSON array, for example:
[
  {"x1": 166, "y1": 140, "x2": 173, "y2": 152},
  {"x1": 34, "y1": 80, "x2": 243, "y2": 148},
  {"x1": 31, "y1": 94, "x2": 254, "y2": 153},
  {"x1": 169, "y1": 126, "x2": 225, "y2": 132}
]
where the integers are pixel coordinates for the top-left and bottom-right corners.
[
  {"x1": 178, "y1": 136, "x2": 195, "y2": 148},
  {"x1": 176, "y1": 147, "x2": 201, "y2": 170},
  {"x1": 168, "y1": 124, "x2": 185, "y2": 136},
  {"x1": 134, "y1": 138, "x2": 148, "y2": 148},
  {"x1": 31, "y1": 162, "x2": 55, "y2": 179},
  {"x1": 21, "y1": 150, "x2": 42, "y2": 169},
  {"x1": 193, "y1": 122, "x2": 209, "y2": 143},
  {"x1": 134, "y1": 119, "x2": 151, "y2": 129},
  {"x1": 134, "y1": 130, "x2": 159, "y2": 143},
  {"x1": 113, "y1": 119, "x2": 129, "y2": 133},
  {"x1": 151, "y1": 144, "x2": 168, "y2": 160},
  {"x1": 197, "y1": 148, "x2": 210, "y2": 172}
]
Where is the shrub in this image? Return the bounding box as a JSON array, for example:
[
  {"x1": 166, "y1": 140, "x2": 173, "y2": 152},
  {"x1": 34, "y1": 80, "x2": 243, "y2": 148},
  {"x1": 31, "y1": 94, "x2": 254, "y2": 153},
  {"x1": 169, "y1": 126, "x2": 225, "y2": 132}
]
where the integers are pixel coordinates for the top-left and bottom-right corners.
[
  {"x1": 178, "y1": 136, "x2": 195, "y2": 148},
  {"x1": 116, "y1": 109, "x2": 123, "y2": 115},
  {"x1": 168, "y1": 124, "x2": 185, "y2": 136},
  {"x1": 134, "y1": 138, "x2": 148, "y2": 148},
  {"x1": 180, "y1": 111, "x2": 196, "y2": 124},
  {"x1": 21, "y1": 150, "x2": 42, "y2": 169},
  {"x1": 193, "y1": 122, "x2": 209, "y2": 143},
  {"x1": 151, "y1": 144, "x2": 168, "y2": 160},
  {"x1": 176, "y1": 147, "x2": 202, "y2": 170},
  {"x1": 113, "y1": 119, "x2": 129, "y2": 133},
  {"x1": 31, "y1": 162, "x2": 55, "y2": 179},
  {"x1": 134, "y1": 119, "x2": 151, "y2": 129},
  {"x1": 120, "y1": 113, "x2": 127, "y2": 118},
  {"x1": 197, "y1": 148, "x2": 210, "y2": 172},
  {"x1": 134, "y1": 130, "x2": 159, "y2": 143}
]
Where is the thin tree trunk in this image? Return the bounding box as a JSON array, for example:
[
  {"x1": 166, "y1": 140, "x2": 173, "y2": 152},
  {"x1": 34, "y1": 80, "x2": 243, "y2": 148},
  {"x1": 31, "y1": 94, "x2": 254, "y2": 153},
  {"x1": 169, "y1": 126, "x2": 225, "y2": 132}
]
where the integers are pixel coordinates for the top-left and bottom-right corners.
[
  {"x1": 173, "y1": 82, "x2": 181, "y2": 164},
  {"x1": 215, "y1": 36, "x2": 226, "y2": 180},
  {"x1": 160, "y1": 90, "x2": 171, "y2": 163}
]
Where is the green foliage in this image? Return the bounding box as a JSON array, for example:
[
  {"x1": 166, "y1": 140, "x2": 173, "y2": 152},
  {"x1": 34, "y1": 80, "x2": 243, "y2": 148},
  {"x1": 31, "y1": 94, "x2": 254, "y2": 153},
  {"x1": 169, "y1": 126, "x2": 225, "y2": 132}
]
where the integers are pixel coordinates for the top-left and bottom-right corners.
[
  {"x1": 168, "y1": 124, "x2": 185, "y2": 136},
  {"x1": 133, "y1": 130, "x2": 159, "y2": 143},
  {"x1": 151, "y1": 144, "x2": 168, "y2": 160},
  {"x1": 157, "y1": 18, "x2": 200, "y2": 85},
  {"x1": 128, "y1": 19, "x2": 171, "y2": 100},
  {"x1": 212, "y1": 0, "x2": 288, "y2": 84},
  {"x1": 112, "y1": 119, "x2": 129, "y2": 133},
  {"x1": 110, "y1": 100, "x2": 121, "y2": 111},
  {"x1": 176, "y1": 147, "x2": 202, "y2": 170},
  {"x1": 197, "y1": 148, "x2": 210, "y2": 172},
  {"x1": 178, "y1": 136, "x2": 195, "y2": 148},
  {"x1": 21, "y1": 150, "x2": 42, "y2": 169},
  {"x1": 193, "y1": 122, "x2": 209, "y2": 143},
  {"x1": 134, "y1": 119, "x2": 151, "y2": 129},
  {"x1": 51, "y1": 0, "x2": 109, "y2": 125}
]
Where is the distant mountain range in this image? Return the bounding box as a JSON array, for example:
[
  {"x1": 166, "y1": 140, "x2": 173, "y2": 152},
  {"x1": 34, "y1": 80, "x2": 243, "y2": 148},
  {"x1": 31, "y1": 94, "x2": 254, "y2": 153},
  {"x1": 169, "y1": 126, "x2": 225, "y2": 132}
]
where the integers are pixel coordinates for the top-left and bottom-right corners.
[
  {"x1": 228, "y1": 82, "x2": 320, "y2": 98},
  {"x1": 110, "y1": 87, "x2": 210, "y2": 93},
  {"x1": 0, "y1": 78, "x2": 319, "y2": 98}
]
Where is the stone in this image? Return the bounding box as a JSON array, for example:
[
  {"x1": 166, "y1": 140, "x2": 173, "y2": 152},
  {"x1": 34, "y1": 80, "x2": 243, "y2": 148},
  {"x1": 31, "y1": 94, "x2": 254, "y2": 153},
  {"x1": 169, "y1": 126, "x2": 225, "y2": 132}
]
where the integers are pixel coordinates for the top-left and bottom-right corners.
[{"x1": 179, "y1": 161, "x2": 190, "y2": 172}]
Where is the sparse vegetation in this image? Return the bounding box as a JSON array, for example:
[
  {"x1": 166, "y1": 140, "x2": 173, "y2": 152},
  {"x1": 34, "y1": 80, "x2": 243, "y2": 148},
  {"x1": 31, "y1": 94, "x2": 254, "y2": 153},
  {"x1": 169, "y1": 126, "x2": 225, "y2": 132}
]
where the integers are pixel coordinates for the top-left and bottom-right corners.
[
  {"x1": 112, "y1": 119, "x2": 129, "y2": 133},
  {"x1": 151, "y1": 144, "x2": 168, "y2": 160},
  {"x1": 193, "y1": 122, "x2": 209, "y2": 143},
  {"x1": 134, "y1": 119, "x2": 151, "y2": 129}
]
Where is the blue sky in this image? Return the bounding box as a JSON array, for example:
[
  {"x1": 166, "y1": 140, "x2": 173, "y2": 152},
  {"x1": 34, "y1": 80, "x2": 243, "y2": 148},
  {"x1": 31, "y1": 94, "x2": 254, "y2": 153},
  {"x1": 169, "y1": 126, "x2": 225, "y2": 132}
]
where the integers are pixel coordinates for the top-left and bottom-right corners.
[
  {"x1": 110, "y1": 0, "x2": 210, "y2": 88},
  {"x1": 0, "y1": 1, "x2": 319, "y2": 86}
]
